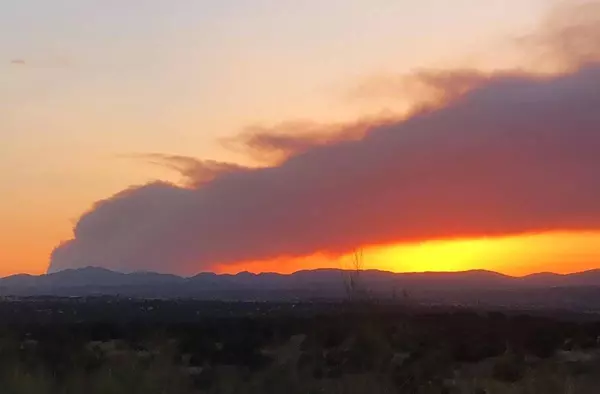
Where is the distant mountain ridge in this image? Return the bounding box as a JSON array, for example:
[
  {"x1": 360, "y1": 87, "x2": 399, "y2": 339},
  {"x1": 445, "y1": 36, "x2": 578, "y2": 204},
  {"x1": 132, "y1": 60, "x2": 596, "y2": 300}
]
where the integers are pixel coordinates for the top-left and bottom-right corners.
[
  {"x1": 2, "y1": 267, "x2": 600, "y2": 307},
  {"x1": 3, "y1": 266, "x2": 600, "y2": 288}
]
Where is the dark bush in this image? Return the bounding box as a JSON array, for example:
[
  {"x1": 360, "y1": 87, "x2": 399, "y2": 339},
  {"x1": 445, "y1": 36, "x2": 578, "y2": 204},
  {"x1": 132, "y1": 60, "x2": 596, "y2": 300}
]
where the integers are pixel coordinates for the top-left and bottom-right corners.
[{"x1": 492, "y1": 356, "x2": 526, "y2": 383}]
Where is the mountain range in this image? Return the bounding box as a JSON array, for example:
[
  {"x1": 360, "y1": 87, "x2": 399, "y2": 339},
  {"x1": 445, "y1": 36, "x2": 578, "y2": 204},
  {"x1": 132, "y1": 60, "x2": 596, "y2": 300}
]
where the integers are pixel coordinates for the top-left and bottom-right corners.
[{"x1": 2, "y1": 267, "x2": 600, "y2": 311}]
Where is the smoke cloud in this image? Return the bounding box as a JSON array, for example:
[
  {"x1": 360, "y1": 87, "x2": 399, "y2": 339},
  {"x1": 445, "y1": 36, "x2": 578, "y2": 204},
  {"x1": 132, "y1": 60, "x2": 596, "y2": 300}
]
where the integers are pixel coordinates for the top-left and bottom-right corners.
[
  {"x1": 522, "y1": 0, "x2": 600, "y2": 70},
  {"x1": 123, "y1": 153, "x2": 248, "y2": 187},
  {"x1": 223, "y1": 118, "x2": 387, "y2": 165},
  {"x1": 48, "y1": 2, "x2": 600, "y2": 274}
]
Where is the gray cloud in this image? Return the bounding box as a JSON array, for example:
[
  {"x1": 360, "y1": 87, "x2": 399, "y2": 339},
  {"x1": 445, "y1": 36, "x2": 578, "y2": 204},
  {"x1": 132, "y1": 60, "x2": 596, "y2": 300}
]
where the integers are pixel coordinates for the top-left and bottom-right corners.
[
  {"x1": 49, "y1": 64, "x2": 600, "y2": 275},
  {"x1": 48, "y1": 2, "x2": 600, "y2": 275},
  {"x1": 222, "y1": 118, "x2": 387, "y2": 165},
  {"x1": 348, "y1": 69, "x2": 490, "y2": 107},
  {"x1": 123, "y1": 153, "x2": 248, "y2": 187},
  {"x1": 521, "y1": 0, "x2": 600, "y2": 70}
]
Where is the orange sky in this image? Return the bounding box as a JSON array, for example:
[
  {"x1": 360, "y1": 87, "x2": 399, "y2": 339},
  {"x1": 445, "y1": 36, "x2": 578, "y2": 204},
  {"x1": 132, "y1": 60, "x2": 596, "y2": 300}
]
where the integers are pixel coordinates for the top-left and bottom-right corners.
[{"x1": 2, "y1": 1, "x2": 600, "y2": 278}]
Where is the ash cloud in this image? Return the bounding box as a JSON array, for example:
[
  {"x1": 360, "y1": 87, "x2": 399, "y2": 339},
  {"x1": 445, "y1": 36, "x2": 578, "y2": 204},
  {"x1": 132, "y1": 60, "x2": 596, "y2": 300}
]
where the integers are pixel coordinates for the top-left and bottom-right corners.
[
  {"x1": 123, "y1": 153, "x2": 248, "y2": 187},
  {"x1": 521, "y1": 0, "x2": 600, "y2": 70},
  {"x1": 48, "y1": 2, "x2": 600, "y2": 275},
  {"x1": 223, "y1": 118, "x2": 384, "y2": 165},
  {"x1": 49, "y1": 65, "x2": 600, "y2": 274},
  {"x1": 349, "y1": 69, "x2": 490, "y2": 108}
]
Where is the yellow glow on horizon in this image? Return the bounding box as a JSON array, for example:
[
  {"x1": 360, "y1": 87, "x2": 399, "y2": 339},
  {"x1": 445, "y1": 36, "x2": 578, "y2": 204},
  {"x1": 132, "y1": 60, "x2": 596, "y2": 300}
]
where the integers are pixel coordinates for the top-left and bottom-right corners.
[
  {"x1": 361, "y1": 237, "x2": 525, "y2": 274},
  {"x1": 218, "y1": 231, "x2": 600, "y2": 277},
  {"x1": 346, "y1": 232, "x2": 600, "y2": 276}
]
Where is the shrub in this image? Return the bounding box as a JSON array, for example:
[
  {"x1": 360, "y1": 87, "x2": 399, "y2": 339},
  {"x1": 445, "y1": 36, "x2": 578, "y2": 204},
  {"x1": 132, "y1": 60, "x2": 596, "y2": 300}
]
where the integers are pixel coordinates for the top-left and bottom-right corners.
[{"x1": 492, "y1": 355, "x2": 526, "y2": 383}]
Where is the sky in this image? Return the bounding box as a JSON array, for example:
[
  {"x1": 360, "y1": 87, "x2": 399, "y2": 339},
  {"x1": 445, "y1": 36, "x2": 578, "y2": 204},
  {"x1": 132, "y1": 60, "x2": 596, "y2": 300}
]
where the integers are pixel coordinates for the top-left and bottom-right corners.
[{"x1": 2, "y1": 0, "x2": 600, "y2": 277}]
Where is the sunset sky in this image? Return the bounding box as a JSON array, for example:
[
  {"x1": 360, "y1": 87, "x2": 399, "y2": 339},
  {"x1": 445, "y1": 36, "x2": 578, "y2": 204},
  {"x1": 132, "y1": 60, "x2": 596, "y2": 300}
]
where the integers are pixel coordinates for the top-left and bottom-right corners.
[{"x1": 2, "y1": 0, "x2": 600, "y2": 277}]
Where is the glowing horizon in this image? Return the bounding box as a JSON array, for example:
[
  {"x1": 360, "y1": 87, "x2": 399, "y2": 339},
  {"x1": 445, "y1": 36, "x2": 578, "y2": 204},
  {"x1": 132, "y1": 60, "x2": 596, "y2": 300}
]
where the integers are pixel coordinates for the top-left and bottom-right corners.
[
  {"x1": 2, "y1": 230, "x2": 600, "y2": 278},
  {"x1": 213, "y1": 231, "x2": 600, "y2": 278}
]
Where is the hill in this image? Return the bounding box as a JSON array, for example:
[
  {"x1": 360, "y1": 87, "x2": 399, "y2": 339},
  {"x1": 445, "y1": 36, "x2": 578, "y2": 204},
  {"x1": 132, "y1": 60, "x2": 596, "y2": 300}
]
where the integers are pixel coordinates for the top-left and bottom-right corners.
[{"x1": 2, "y1": 267, "x2": 600, "y2": 311}]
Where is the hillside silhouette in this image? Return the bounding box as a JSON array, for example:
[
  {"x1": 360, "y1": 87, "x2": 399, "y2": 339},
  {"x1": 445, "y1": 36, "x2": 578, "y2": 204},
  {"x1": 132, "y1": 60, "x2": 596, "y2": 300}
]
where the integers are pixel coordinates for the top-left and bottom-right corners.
[{"x1": 3, "y1": 267, "x2": 600, "y2": 311}]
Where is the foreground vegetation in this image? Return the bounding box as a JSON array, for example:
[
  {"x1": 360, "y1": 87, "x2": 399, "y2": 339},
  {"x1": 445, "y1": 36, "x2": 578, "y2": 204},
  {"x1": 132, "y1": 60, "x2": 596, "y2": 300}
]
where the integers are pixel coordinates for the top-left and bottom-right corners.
[{"x1": 1, "y1": 298, "x2": 600, "y2": 393}]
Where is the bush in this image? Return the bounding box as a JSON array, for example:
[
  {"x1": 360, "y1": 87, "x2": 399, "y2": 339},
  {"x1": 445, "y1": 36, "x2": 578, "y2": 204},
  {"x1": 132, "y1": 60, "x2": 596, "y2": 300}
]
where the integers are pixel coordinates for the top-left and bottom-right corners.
[{"x1": 492, "y1": 355, "x2": 526, "y2": 383}]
